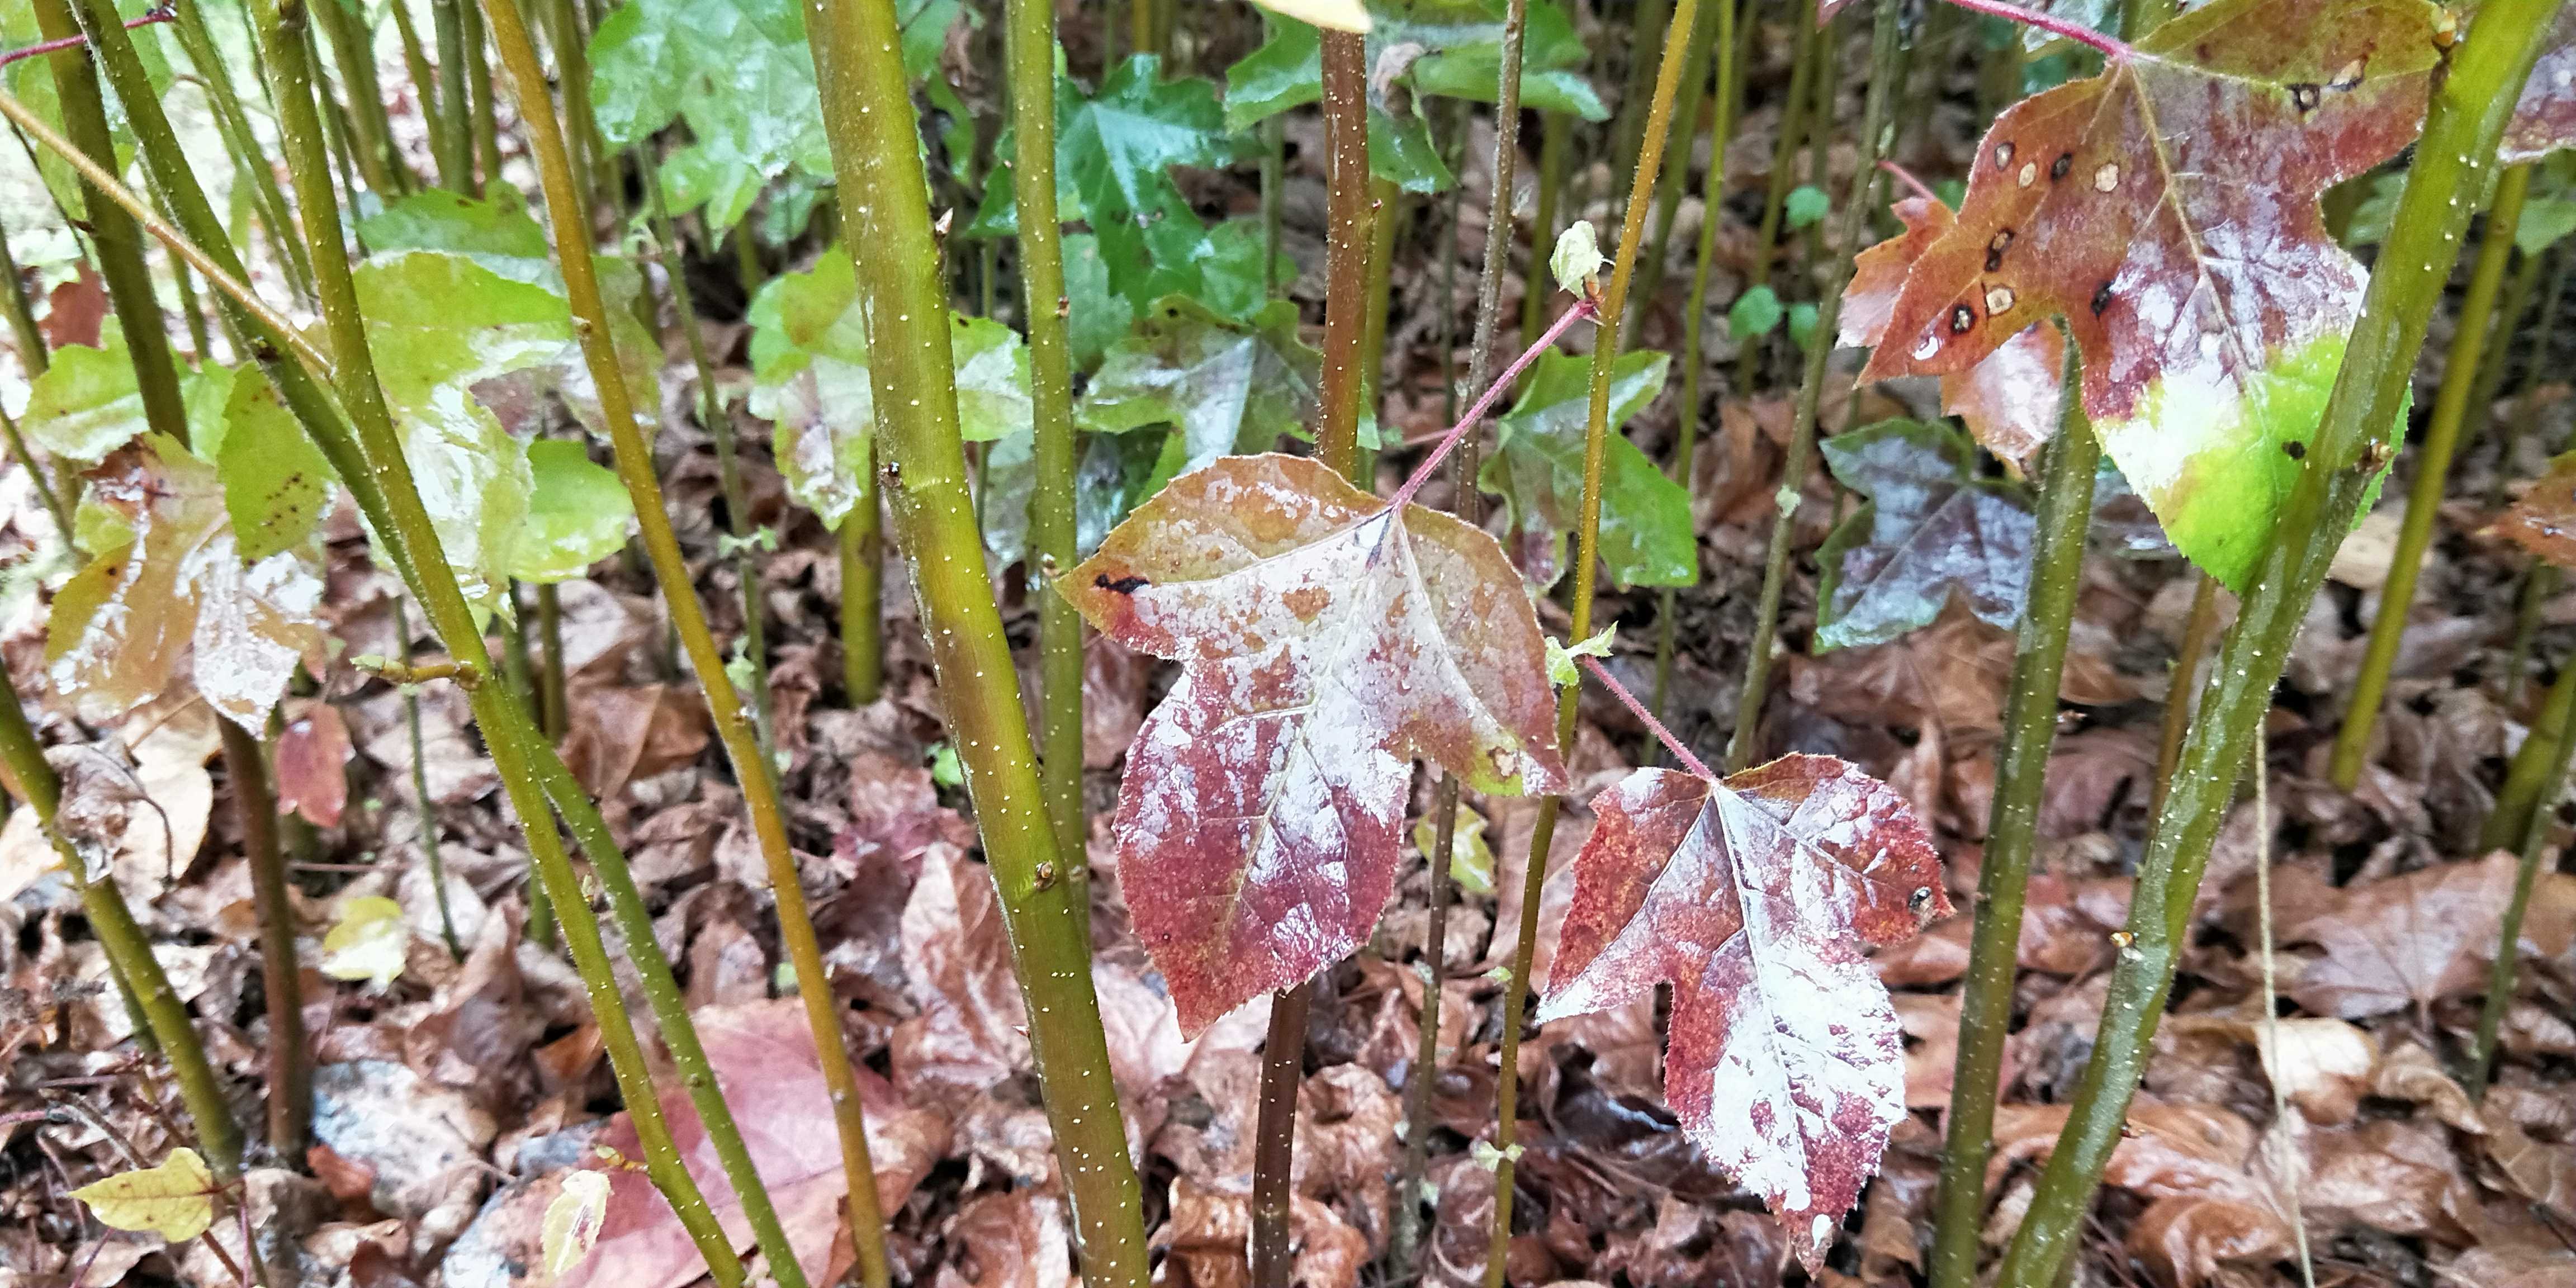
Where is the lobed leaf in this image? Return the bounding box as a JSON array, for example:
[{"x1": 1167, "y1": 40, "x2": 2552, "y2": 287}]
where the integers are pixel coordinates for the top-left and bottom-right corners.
[
  {"x1": 1813, "y1": 419, "x2": 2037, "y2": 651},
  {"x1": 1478, "y1": 349, "x2": 1696, "y2": 591},
  {"x1": 2503, "y1": 7, "x2": 2576, "y2": 163},
  {"x1": 509, "y1": 440, "x2": 638, "y2": 584},
  {"x1": 1064, "y1": 454, "x2": 1565, "y2": 1033},
  {"x1": 1537, "y1": 756, "x2": 1950, "y2": 1267},
  {"x1": 1856, "y1": 0, "x2": 2442, "y2": 593},
  {"x1": 1077, "y1": 296, "x2": 1322, "y2": 474}
]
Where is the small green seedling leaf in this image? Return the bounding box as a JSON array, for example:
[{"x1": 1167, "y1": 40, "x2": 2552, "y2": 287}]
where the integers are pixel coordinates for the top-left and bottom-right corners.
[
  {"x1": 321, "y1": 895, "x2": 410, "y2": 988},
  {"x1": 1412, "y1": 806, "x2": 1495, "y2": 894},
  {"x1": 1545, "y1": 626, "x2": 1617, "y2": 688},
  {"x1": 1551, "y1": 220, "x2": 1604, "y2": 296},
  {"x1": 70, "y1": 1148, "x2": 217, "y2": 1242},
  {"x1": 1728, "y1": 286, "x2": 1783, "y2": 341},
  {"x1": 1788, "y1": 302, "x2": 1820, "y2": 351},
  {"x1": 1784, "y1": 184, "x2": 1830, "y2": 229},
  {"x1": 929, "y1": 743, "x2": 964, "y2": 789},
  {"x1": 542, "y1": 1170, "x2": 613, "y2": 1280}
]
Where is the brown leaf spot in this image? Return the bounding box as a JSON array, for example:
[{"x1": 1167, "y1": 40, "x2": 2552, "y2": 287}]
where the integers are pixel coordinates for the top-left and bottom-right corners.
[
  {"x1": 2049, "y1": 151, "x2": 2073, "y2": 181},
  {"x1": 1984, "y1": 229, "x2": 2013, "y2": 272},
  {"x1": 1095, "y1": 573, "x2": 1150, "y2": 595},
  {"x1": 1948, "y1": 304, "x2": 1976, "y2": 334}
]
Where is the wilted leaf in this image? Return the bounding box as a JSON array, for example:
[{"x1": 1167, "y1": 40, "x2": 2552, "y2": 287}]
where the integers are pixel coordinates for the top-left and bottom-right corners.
[
  {"x1": 508, "y1": 441, "x2": 636, "y2": 584},
  {"x1": 541, "y1": 1169, "x2": 612, "y2": 1280},
  {"x1": 1841, "y1": 196, "x2": 2066, "y2": 470},
  {"x1": 1480, "y1": 349, "x2": 1695, "y2": 591},
  {"x1": 48, "y1": 437, "x2": 326, "y2": 730},
  {"x1": 69, "y1": 1148, "x2": 217, "y2": 1242},
  {"x1": 322, "y1": 895, "x2": 410, "y2": 988},
  {"x1": 1813, "y1": 419, "x2": 2035, "y2": 651},
  {"x1": 274, "y1": 703, "x2": 352, "y2": 829},
  {"x1": 1537, "y1": 756, "x2": 1950, "y2": 1266},
  {"x1": 1857, "y1": 0, "x2": 2440, "y2": 592},
  {"x1": 1550, "y1": 220, "x2": 1603, "y2": 296},
  {"x1": 1077, "y1": 296, "x2": 1320, "y2": 474},
  {"x1": 1065, "y1": 454, "x2": 1564, "y2": 1033}
]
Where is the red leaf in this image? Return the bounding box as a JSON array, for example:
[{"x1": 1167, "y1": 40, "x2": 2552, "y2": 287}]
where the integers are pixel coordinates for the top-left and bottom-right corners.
[
  {"x1": 1841, "y1": 195, "x2": 2064, "y2": 472},
  {"x1": 41, "y1": 266, "x2": 105, "y2": 352},
  {"x1": 2504, "y1": 8, "x2": 2576, "y2": 163},
  {"x1": 1855, "y1": 0, "x2": 2441, "y2": 590},
  {"x1": 1065, "y1": 453, "x2": 1564, "y2": 1035},
  {"x1": 2499, "y1": 451, "x2": 2576, "y2": 568},
  {"x1": 1536, "y1": 756, "x2": 1950, "y2": 1267},
  {"x1": 272, "y1": 702, "x2": 351, "y2": 828}
]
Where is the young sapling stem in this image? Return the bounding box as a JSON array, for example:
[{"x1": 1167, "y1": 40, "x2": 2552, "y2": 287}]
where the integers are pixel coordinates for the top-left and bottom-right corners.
[
  {"x1": 2472, "y1": 650, "x2": 2576, "y2": 1095},
  {"x1": 1581, "y1": 655, "x2": 1713, "y2": 778},
  {"x1": 1385, "y1": 299, "x2": 1601, "y2": 513}
]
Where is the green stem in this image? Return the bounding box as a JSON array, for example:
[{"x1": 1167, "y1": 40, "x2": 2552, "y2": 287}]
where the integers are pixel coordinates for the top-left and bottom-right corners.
[
  {"x1": 1650, "y1": 0, "x2": 1740, "y2": 741},
  {"x1": 808, "y1": 2, "x2": 1147, "y2": 1282},
  {"x1": 462, "y1": 0, "x2": 500, "y2": 185},
  {"x1": 0, "y1": 402, "x2": 73, "y2": 534},
  {"x1": 310, "y1": 0, "x2": 407, "y2": 194},
  {"x1": 222, "y1": 717, "x2": 310, "y2": 1160},
  {"x1": 1631, "y1": 0, "x2": 1724, "y2": 345},
  {"x1": 2494, "y1": 242, "x2": 2571, "y2": 504},
  {"x1": 2466, "y1": 234, "x2": 2543, "y2": 446},
  {"x1": 1925, "y1": 339, "x2": 2096, "y2": 1288},
  {"x1": 537, "y1": 581, "x2": 568, "y2": 740},
  {"x1": 1521, "y1": 111, "x2": 1568, "y2": 342},
  {"x1": 390, "y1": 0, "x2": 439, "y2": 143},
  {"x1": 221, "y1": 1, "x2": 746, "y2": 1275},
  {"x1": 2330, "y1": 160, "x2": 2534, "y2": 789},
  {"x1": 1991, "y1": 3, "x2": 2566, "y2": 1281},
  {"x1": 479, "y1": 4, "x2": 890, "y2": 1281},
  {"x1": 540, "y1": 0, "x2": 607, "y2": 209},
  {"x1": 1005, "y1": 0, "x2": 1087, "y2": 886},
  {"x1": 840, "y1": 472, "x2": 883, "y2": 703},
  {"x1": 429, "y1": 0, "x2": 473, "y2": 188},
  {"x1": 169, "y1": 255, "x2": 214, "y2": 359},
  {"x1": 2504, "y1": 563, "x2": 2560, "y2": 711},
  {"x1": 2472, "y1": 650, "x2": 2576, "y2": 1095},
  {"x1": 1607, "y1": 0, "x2": 1672, "y2": 182},
  {"x1": 170, "y1": 0, "x2": 316, "y2": 302},
  {"x1": 399, "y1": 596, "x2": 466, "y2": 959},
  {"x1": 2151, "y1": 571, "x2": 2220, "y2": 821},
  {"x1": 2488, "y1": 620, "x2": 2575, "y2": 850},
  {"x1": 1488, "y1": 2, "x2": 1710, "y2": 1282},
  {"x1": 1732, "y1": 0, "x2": 1817, "y2": 394},
  {"x1": 1724, "y1": 0, "x2": 1901, "y2": 772},
  {"x1": 30, "y1": 0, "x2": 188, "y2": 449},
  {"x1": 1799, "y1": 15, "x2": 1838, "y2": 270},
  {"x1": 638, "y1": 146, "x2": 775, "y2": 759},
  {"x1": 1262, "y1": 115, "x2": 1285, "y2": 296}
]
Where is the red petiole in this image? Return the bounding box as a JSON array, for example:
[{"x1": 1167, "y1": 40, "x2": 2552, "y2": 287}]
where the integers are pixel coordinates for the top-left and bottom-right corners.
[
  {"x1": 1385, "y1": 296, "x2": 1599, "y2": 513},
  {"x1": 1580, "y1": 654, "x2": 1716, "y2": 780},
  {"x1": 0, "y1": 5, "x2": 169, "y2": 67},
  {"x1": 1934, "y1": 0, "x2": 2134, "y2": 60}
]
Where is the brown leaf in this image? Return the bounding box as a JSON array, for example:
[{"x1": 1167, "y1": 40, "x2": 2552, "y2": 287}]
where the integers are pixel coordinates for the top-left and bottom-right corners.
[
  {"x1": 1065, "y1": 453, "x2": 1564, "y2": 1034},
  {"x1": 41, "y1": 265, "x2": 106, "y2": 351},
  {"x1": 274, "y1": 702, "x2": 352, "y2": 829},
  {"x1": 556, "y1": 683, "x2": 711, "y2": 801},
  {"x1": 563, "y1": 1000, "x2": 949, "y2": 1288},
  {"x1": 2281, "y1": 852, "x2": 2576, "y2": 1018},
  {"x1": 893, "y1": 846, "x2": 1029, "y2": 1098},
  {"x1": 935, "y1": 1191, "x2": 1075, "y2": 1288},
  {"x1": 1153, "y1": 1177, "x2": 1368, "y2": 1288}
]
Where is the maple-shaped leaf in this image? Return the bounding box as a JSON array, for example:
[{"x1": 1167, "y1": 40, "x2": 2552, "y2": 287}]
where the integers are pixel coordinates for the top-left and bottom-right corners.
[
  {"x1": 1857, "y1": 0, "x2": 2441, "y2": 593},
  {"x1": 1813, "y1": 419, "x2": 2036, "y2": 651},
  {"x1": 2503, "y1": 8, "x2": 2576, "y2": 163},
  {"x1": 1478, "y1": 349, "x2": 1695, "y2": 591},
  {"x1": 1842, "y1": 196, "x2": 2066, "y2": 472},
  {"x1": 2499, "y1": 451, "x2": 2576, "y2": 569},
  {"x1": 1064, "y1": 453, "x2": 1565, "y2": 1033},
  {"x1": 1537, "y1": 756, "x2": 1951, "y2": 1267},
  {"x1": 48, "y1": 437, "x2": 327, "y2": 731}
]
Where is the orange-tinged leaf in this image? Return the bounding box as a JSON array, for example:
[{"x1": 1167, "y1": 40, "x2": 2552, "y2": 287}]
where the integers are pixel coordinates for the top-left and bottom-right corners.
[
  {"x1": 1841, "y1": 195, "x2": 2064, "y2": 472},
  {"x1": 46, "y1": 438, "x2": 326, "y2": 731},
  {"x1": 1064, "y1": 453, "x2": 1564, "y2": 1034},
  {"x1": 1536, "y1": 756, "x2": 1950, "y2": 1268},
  {"x1": 2501, "y1": 451, "x2": 2576, "y2": 568},
  {"x1": 1858, "y1": 0, "x2": 2441, "y2": 591}
]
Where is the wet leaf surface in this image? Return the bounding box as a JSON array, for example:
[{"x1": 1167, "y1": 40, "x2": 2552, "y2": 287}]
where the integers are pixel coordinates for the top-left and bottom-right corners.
[{"x1": 1815, "y1": 418, "x2": 2035, "y2": 651}]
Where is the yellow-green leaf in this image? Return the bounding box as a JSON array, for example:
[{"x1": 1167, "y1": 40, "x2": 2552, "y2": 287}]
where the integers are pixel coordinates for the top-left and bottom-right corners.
[
  {"x1": 542, "y1": 1169, "x2": 613, "y2": 1280},
  {"x1": 321, "y1": 895, "x2": 409, "y2": 988},
  {"x1": 70, "y1": 1148, "x2": 217, "y2": 1242}
]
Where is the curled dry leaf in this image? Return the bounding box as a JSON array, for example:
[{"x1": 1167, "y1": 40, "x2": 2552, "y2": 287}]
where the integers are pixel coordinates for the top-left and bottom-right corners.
[
  {"x1": 1535, "y1": 755, "x2": 1950, "y2": 1267},
  {"x1": 1064, "y1": 454, "x2": 1564, "y2": 1034},
  {"x1": 1840, "y1": 197, "x2": 2066, "y2": 472},
  {"x1": 1858, "y1": 0, "x2": 2441, "y2": 592}
]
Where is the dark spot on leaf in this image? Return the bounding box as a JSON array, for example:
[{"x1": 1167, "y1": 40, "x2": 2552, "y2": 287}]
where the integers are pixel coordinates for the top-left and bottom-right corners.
[
  {"x1": 1947, "y1": 304, "x2": 1975, "y2": 334},
  {"x1": 2289, "y1": 83, "x2": 2322, "y2": 112},
  {"x1": 2049, "y1": 151, "x2": 2072, "y2": 181},
  {"x1": 1985, "y1": 229, "x2": 2013, "y2": 272},
  {"x1": 1095, "y1": 574, "x2": 1150, "y2": 595},
  {"x1": 2091, "y1": 281, "x2": 2114, "y2": 317},
  {"x1": 2283, "y1": 439, "x2": 2307, "y2": 460}
]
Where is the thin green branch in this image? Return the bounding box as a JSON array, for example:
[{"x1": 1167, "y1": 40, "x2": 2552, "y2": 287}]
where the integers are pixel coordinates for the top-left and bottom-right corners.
[{"x1": 2473, "y1": 650, "x2": 2576, "y2": 1093}]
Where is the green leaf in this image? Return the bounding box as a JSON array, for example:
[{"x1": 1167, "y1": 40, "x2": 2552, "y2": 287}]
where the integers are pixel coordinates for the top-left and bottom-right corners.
[
  {"x1": 1784, "y1": 184, "x2": 1830, "y2": 229},
  {"x1": 1062, "y1": 233, "x2": 1137, "y2": 368},
  {"x1": 356, "y1": 187, "x2": 551, "y2": 279},
  {"x1": 979, "y1": 421, "x2": 1171, "y2": 569},
  {"x1": 509, "y1": 440, "x2": 636, "y2": 583},
  {"x1": 1412, "y1": 804, "x2": 1495, "y2": 894},
  {"x1": 1812, "y1": 419, "x2": 2035, "y2": 651},
  {"x1": 1077, "y1": 296, "x2": 1320, "y2": 473},
  {"x1": 1550, "y1": 220, "x2": 1602, "y2": 296},
  {"x1": 192, "y1": 363, "x2": 337, "y2": 562},
  {"x1": 749, "y1": 248, "x2": 1031, "y2": 526},
  {"x1": 1, "y1": 0, "x2": 169, "y2": 218},
  {"x1": 1225, "y1": 0, "x2": 1607, "y2": 137},
  {"x1": 1728, "y1": 286, "x2": 1783, "y2": 341},
  {"x1": 21, "y1": 325, "x2": 148, "y2": 465},
  {"x1": 1788, "y1": 302, "x2": 1820, "y2": 351},
  {"x1": 1479, "y1": 350, "x2": 1696, "y2": 590},
  {"x1": 320, "y1": 894, "x2": 409, "y2": 988},
  {"x1": 2517, "y1": 193, "x2": 2576, "y2": 257}
]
